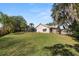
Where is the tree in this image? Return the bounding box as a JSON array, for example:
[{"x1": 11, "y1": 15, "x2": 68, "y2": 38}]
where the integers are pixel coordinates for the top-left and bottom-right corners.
[
  {"x1": 29, "y1": 23, "x2": 34, "y2": 27},
  {"x1": 69, "y1": 20, "x2": 79, "y2": 38},
  {"x1": 46, "y1": 22, "x2": 54, "y2": 26},
  {"x1": 28, "y1": 23, "x2": 36, "y2": 32},
  {"x1": 51, "y1": 3, "x2": 79, "y2": 34},
  {"x1": 10, "y1": 16, "x2": 27, "y2": 32},
  {"x1": 0, "y1": 12, "x2": 27, "y2": 35}
]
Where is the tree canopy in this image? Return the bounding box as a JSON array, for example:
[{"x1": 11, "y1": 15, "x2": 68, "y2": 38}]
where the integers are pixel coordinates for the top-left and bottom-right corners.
[
  {"x1": 0, "y1": 12, "x2": 27, "y2": 35},
  {"x1": 51, "y1": 3, "x2": 79, "y2": 34}
]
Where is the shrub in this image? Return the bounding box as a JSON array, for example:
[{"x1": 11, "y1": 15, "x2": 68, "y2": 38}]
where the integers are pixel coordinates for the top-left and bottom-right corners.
[{"x1": 74, "y1": 32, "x2": 79, "y2": 39}]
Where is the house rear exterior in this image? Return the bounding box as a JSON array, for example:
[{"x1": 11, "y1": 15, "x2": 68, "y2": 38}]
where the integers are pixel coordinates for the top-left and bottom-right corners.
[
  {"x1": 36, "y1": 23, "x2": 69, "y2": 34},
  {"x1": 36, "y1": 23, "x2": 58, "y2": 33}
]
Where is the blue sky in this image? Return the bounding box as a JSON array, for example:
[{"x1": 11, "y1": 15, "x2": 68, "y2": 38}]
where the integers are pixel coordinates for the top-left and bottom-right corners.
[{"x1": 0, "y1": 3, "x2": 53, "y2": 26}]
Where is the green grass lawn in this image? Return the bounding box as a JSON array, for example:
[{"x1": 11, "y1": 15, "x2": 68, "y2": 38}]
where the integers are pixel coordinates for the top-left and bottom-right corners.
[{"x1": 0, "y1": 32, "x2": 79, "y2": 56}]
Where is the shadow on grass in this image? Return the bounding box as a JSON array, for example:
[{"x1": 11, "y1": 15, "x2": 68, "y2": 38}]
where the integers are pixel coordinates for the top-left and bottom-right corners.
[
  {"x1": 67, "y1": 34, "x2": 79, "y2": 42},
  {"x1": 73, "y1": 44, "x2": 79, "y2": 53},
  {"x1": 44, "y1": 44, "x2": 75, "y2": 56}
]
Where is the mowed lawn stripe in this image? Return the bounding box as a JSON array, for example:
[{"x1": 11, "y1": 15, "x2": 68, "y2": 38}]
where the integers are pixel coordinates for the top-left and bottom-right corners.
[{"x1": 0, "y1": 32, "x2": 78, "y2": 56}]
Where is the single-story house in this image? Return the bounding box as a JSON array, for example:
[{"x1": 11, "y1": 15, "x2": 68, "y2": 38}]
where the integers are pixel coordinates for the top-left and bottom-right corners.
[{"x1": 36, "y1": 23, "x2": 68, "y2": 34}]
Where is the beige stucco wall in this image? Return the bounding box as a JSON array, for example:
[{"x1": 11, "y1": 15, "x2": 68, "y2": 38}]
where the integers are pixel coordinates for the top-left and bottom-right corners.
[
  {"x1": 52, "y1": 29, "x2": 57, "y2": 33},
  {"x1": 36, "y1": 25, "x2": 50, "y2": 33}
]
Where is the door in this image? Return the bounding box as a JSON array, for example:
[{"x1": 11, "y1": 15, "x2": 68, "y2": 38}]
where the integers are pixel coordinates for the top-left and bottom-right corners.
[{"x1": 50, "y1": 28, "x2": 52, "y2": 33}]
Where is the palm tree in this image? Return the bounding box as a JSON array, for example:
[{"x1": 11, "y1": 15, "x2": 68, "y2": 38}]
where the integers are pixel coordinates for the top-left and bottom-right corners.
[{"x1": 29, "y1": 23, "x2": 34, "y2": 27}]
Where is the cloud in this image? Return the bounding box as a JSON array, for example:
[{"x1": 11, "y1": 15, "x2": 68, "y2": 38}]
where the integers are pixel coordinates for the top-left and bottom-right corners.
[
  {"x1": 32, "y1": 9, "x2": 52, "y2": 20},
  {"x1": 28, "y1": 9, "x2": 53, "y2": 26},
  {"x1": 22, "y1": 4, "x2": 53, "y2": 26}
]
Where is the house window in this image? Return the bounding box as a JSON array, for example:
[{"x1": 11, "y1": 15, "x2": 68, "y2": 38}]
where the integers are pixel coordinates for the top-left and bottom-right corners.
[{"x1": 43, "y1": 29, "x2": 47, "y2": 32}]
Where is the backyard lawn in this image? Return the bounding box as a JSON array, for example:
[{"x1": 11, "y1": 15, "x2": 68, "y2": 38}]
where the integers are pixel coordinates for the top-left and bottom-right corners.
[{"x1": 0, "y1": 32, "x2": 79, "y2": 56}]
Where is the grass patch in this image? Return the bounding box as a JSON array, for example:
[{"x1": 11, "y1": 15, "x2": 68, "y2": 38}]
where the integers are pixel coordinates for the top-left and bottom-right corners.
[{"x1": 0, "y1": 32, "x2": 79, "y2": 56}]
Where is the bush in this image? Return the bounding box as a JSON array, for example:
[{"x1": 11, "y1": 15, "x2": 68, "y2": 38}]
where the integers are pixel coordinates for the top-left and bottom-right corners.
[{"x1": 74, "y1": 32, "x2": 79, "y2": 39}]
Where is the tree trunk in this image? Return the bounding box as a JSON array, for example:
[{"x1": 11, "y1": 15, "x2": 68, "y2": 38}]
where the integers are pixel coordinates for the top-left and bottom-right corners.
[{"x1": 58, "y1": 26, "x2": 61, "y2": 34}]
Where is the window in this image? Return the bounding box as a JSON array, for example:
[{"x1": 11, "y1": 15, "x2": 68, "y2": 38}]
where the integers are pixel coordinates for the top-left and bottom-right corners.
[{"x1": 43, "y1": 29, "x2": 47, "y2": 32}]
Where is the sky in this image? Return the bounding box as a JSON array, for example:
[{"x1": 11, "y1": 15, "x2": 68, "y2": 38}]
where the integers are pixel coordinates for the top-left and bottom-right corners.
[{"x1": 0, "y1": 3, "x2": 53, "y2": 26}]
